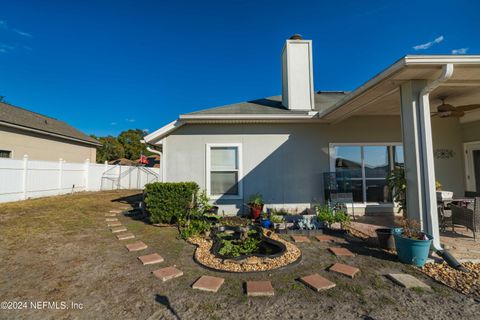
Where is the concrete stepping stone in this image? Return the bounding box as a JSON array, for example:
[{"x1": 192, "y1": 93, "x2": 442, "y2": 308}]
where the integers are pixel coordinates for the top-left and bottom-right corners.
[
  {"x1": 105, "y1": 213, "x2": 117, "y2": 217},
  {"x1": 386, "y1": 273, "x2": 431, "y2": 290},
  {"x1": 291, "y1": 235, "x2": 310, "y2": 243},
  {"x1": 300, "y1": 273, "x2": 336, "y2": 291},
  {"x1": 152, "y1": 267, "x2": 183, "y2": 282},
  {"x1": 329, "y1": 247, "x2": 355, "y2": 257},
  {"x1": 116, "y1": 232, "x2": 135, "y2": 240},
  {"x1": 126, "y1": 241, "x2": 148, "y2": 252},
  {"x1": 111, "y1": 226, "x2": 127, "y2": 233},
  {"x1": 107, "y1": 221, "x2": 122, "y2": 227},
  {"x1": 109, "y1": 210, "x2": 122, "y2": 213},
  {"x1": 192, "y1": 276, "x2": 225, "y2": 293},
  {"x1": 105, "y1": 218, "x2": 118, "y2": 222},
  {"x1": 329, "y1": 263, "x2": 360, "y2": 279},
  {"x1": 315, "y1": 235, "x2": 335, "y2": 242},
  {"x1": 138, "y1": 253, "x2": 164, "y2": 265},
  {"x1": 246, "y1": 281, "x2": 274, "y2": 297}
]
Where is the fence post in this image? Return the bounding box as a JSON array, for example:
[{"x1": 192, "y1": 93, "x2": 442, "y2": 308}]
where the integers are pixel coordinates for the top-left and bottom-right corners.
[
  {"x1": 84, "y1": 158, "x2": 90, "y2": 191},
  {"x1": 22, "y1": 155, "x2": 28, "y2": 200},
  {"x1": 58, "y1": 158, "x2": 63, "y2": 194}
]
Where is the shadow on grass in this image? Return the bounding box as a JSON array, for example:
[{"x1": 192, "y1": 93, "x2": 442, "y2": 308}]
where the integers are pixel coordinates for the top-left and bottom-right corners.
[
  {"x1": 155, "y1": 294, "x2": 180, "y2": 320},
  {"x1": 111, "y1": 193, "x2": 143, "y2": 207}
]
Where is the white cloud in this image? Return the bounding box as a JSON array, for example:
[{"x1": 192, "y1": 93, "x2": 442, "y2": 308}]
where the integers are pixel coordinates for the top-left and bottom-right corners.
[
  {"x1": 413, "y1": 36, "x2": 444, "y2": 50},
  {"x1": 110, "y1": 122, "x2": 117, "y2": 126},
  {"x1": 13, "y1": 29, "x2": 32, "y2": 37},
  {"x1": 125, "y1": 118, "x2": 135, "y2": 123},
  {"x1": 0, "y1": 19, "x2": 32, "y2": 37},
  {"x1": 0, "y1": 43, "x2": 14, "y2": 53},
  {"x1": 451, "y1": 47, "x2": 468, "y2": 55}
]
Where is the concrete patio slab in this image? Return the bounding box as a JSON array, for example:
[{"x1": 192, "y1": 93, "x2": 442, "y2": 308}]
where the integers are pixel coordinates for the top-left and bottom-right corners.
[
  {"x1": 329, "y1": 263, "x2": 360, "y2": 279},
  {"x1": 291, "y1": 235, "x2": 310, "y2": 243},
  {"x1": 138, "y1": 253, "x2": 164, "y2": 265},
  {"x1": 105, "y1": 213, "x2": 117, "y2": 217},
  {"x1": 246, "y1": 281, "x2": 274, "y2": 296},
  {"x1": 109, "y1": 210, "x2": 122, "y2": 213},
  {"x1": 107, "y1": 221, "x2": 122, "y2": 227},
  {"x1": 116, "y1": 232, "x2": 135, "y2": 240},
  {"x1": 192, "y1": 276, "x2": 225, "y2": 293},
  {"x1": 386, "y1": 273, "x2": 431, "y2": 290},
  {"x1": 111, "y1": 226, "x2": 127, "y2": 233},
  {"x1": 300, "y1": 273, "x2": 336, "y2": 291},
  {"x1": 105, "y1": 218, "x2": 118, "y2": 222},
  {"x1": 315, "y1": 235, "x2": 335, "y2": 242},
  {"x1": 126, "y1": 241, "x2": 148, "y2": 252},
  {"x1": 152, "y1": 267, "x2": 183, "y2": 282},
  {"x1": 329, "y1": 247, "x2": 355, "y2": 257}
]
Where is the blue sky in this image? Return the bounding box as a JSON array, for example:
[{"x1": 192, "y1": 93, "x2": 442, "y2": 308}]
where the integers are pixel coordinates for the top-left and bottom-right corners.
[{"x1": 0, "y1": 0, "x2": 478, "y2": 136}]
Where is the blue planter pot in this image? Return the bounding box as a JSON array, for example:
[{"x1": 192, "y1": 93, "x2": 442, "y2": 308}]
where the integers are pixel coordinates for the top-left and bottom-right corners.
[
  {"x1": 393, "y1": 228, "x2": 433, "y2": 267},
  {"x1": 261, "y1": 219, "x2": 271, "y2": 229}
]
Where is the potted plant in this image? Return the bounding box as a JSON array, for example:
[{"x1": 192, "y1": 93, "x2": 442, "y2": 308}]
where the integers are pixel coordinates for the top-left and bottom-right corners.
[
  {"x1": 260, "y1": 212, "x2": 271, "y2": 229},
  {"x1": 393, "y1": 219, "x2": 433, "y2": 267},
  {"x1": 248, "y1": 193, "x2": 264, "y2": 220},
  {"x1": 316, "y1": 204, "x2": 351, "y2": 235},
  {"x1": 270, "y1": 214, "x2": 284, "y2": 231}
]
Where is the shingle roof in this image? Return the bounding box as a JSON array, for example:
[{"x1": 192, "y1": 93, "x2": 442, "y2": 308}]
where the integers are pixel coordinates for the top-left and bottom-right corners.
[
  {"x1": 0, "y1": 102, "x2": 100, "y2": 146},
  {"x1": 184, "y1": 91, "x2": 349, "y2": 116}
]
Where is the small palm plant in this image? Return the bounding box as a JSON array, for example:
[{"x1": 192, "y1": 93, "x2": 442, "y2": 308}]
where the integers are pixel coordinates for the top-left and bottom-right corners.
[{"x1": 387, "y1": 165, "x2": 407, "y2": 218}]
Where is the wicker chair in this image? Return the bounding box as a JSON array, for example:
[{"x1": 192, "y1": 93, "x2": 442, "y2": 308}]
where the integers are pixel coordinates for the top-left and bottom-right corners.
[{"x1": 450, "y1": 197, "x2": 480, "y2": 240}]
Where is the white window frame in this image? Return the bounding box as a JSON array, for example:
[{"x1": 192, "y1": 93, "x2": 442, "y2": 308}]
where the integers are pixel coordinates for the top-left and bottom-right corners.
[
  {"x1": 206, "y1": 143, "x2": 243, "y2": 200},
  {"x1": 329, "y1": 142, "x2": 402, "y2": 206},
  {"x1": 464, "y1": 141, "x2": 480, "y2": 192}
]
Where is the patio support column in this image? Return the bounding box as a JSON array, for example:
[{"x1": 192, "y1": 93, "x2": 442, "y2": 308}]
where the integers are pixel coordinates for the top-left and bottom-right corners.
[{"x1": 399, "y1": 80, "x2": 441, "y2": 247}]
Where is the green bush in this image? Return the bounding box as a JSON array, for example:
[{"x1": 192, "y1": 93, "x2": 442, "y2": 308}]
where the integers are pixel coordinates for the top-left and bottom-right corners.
[
  {"x1": 144, "y1": 182, "x2": 199, "y2": 224},
  {"x1": 178, "y1": 218, "x2": 212, "y2": 240}
]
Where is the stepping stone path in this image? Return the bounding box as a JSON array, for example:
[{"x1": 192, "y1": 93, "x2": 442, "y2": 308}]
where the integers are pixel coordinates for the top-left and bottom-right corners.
[
  {"x1": 138, "y1": 253, "x2": 164, "y2": 265},
  {"x1": 315, "y1": 235, "x2": 335, "y2": 242},
  {"x1": 105, "y1": 213, "x2": 117, "y2": 217},
  {"x1": 329, "y1": 263, "x2": 360, "y2": 279},
  {"x1": 109, "y1": 210, "x2": 122, "y2": 213},
  {"x1": 108, "y1": 221, "x2": 122, "y2": 227},
  {"x1": 291, "y1": 235, "x2": 310, "y2": 243},
  {"x1": 300, "y1": 273, "x2": 336, "y2": 291},
  {"x1": 329, "y1": 247, "x2": 355, "y2": 257},
  {"x1": 386, "y1": 273, "x2": 431, "y2": 290},
  {"x1": 116, "y1": 232, "x2": 135, "y2": 240},
  {"x1": 105, "y1": 218, "x2": 118, "y2": 222},
  {"x1": 111, "y1": 226, "x2": 127, "y2": 233},
  {"x1": 192, "y1": 276, "x2": 225, "y2": 293},
  {"x1": 153, "y1": 267, "x2": 183, "y2": 282},
  {"x1": 246, "y1": 281, "x2": 274, "y2": 297},
  {"x1": 126, "y1": 241, "x2": 148, "y2": 252}
]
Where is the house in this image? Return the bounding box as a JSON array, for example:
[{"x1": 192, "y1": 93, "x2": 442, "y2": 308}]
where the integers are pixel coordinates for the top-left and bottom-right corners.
[
  {"x1": 144, "y1": 35, "x2": 480, "y2": 250},
  {"x1": 0, "y1": 101, "x2": 100, "y2": 162}
]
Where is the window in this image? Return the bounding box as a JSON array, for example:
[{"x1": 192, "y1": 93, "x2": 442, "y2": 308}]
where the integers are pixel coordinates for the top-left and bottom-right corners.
[
  {"x1": 206, "y1": 144, "x2": 242, "y2": 198},
  {"x1": 0, "y1": 150, "x2": 11, "y2": 158},
  {"x1": 331, "y1": 144, "x2": 403, "y2": 204}
]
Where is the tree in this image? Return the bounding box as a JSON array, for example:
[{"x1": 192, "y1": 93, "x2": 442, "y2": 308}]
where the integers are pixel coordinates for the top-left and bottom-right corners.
[
  {"x1": 117, "y1": 129, "x2": 151, "y2": 160},
  {"x1": 96, "y1": 136, "x2": 125, "y2": 163}
]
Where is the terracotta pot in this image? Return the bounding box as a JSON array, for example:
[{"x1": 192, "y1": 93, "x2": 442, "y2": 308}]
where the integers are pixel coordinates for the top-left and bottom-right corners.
[{"x1": 249, "y1": 204, "x2": 263, "y2": 220}]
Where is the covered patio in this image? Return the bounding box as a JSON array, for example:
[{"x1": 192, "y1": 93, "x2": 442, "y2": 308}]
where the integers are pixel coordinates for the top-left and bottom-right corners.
[{"x1": 321, "y1": 55, "x2": 480, "y2": 255}]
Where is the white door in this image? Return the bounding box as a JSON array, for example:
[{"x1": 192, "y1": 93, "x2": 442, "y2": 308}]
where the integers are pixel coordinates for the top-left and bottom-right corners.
[{"x1": 465, "y1": 142, "x2": 480, "y2": 192}]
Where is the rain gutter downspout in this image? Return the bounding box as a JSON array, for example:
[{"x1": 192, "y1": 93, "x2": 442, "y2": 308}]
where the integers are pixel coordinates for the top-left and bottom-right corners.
[
  {"x1": 418, "y1": 63, "x2": 466, "y2": 271},
  {"x1": 146, "y1": 145, "x2": 163, "y2": 182}
]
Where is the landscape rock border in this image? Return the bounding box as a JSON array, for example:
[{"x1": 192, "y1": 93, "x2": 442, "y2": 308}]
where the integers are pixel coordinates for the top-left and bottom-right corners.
[{"x1": 189, "y1": 229, "x2": 302, "y2": 273}]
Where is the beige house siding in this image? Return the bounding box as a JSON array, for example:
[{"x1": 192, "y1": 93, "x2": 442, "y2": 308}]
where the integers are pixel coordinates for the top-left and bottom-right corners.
[
  {"x1": 0, "y1": 125, "x2": 97, "y2": 163},
  {"x1": 461, "y1": 120, "x2": 480, "y2": 143},
  {"x1": 163, "y1": 115, "x2": 467, "y2": 214}
]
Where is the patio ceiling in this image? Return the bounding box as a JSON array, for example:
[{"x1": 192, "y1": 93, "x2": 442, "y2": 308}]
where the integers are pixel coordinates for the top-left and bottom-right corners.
[{"x1": 321, "y1": 56, "x2": 480, "y2": 123}]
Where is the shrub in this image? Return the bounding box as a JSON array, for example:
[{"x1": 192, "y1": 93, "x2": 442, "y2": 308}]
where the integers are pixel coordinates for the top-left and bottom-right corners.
[
  {"x1": 144, "y1": 182, "x2": 199, "y2": 224},
  {"x1": 178, "y1": 218, "x2": 211, "y2": 240}
]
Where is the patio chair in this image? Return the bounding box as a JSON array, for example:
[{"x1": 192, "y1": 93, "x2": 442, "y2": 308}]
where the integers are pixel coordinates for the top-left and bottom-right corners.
[{"x1": 450, "y1": 197, "x2": 480, "y2": 240}]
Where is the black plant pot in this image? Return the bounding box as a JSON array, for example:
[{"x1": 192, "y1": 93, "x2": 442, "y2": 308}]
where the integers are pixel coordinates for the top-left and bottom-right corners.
[{"x1": 375, "y1": 228, "x2": 396, "y2": 250}]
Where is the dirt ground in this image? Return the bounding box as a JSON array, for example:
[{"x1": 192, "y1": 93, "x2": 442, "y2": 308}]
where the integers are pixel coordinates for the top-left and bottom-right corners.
[{"x1": 1, "y1": 190, "x2": 479, "y2": 320}]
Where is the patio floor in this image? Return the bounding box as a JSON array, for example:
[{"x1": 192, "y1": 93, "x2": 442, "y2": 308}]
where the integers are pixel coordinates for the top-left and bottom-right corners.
[{"x1": 350, "y1": 215, "x2": 480, "y2": 261}]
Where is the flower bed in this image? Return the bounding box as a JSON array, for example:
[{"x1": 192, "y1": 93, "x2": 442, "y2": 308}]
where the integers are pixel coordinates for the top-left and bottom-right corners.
[{"x1": 188, "y1": 229, "x2": 301, "y2": 273}]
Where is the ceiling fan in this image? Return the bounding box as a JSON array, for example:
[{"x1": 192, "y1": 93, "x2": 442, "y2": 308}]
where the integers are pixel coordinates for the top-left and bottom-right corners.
[{"x1": 432, "y1": 98, "x2": 480, "y2": 118}]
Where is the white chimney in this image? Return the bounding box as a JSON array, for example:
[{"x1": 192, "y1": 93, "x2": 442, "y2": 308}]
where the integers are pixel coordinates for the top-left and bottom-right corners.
[{"x1": 281, "y1": 34, "x2": 315, "y2": 111}]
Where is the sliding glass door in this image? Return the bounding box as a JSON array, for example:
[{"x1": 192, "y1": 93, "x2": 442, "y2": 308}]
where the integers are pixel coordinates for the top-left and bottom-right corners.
[{"x1": 331, "y1": 144, "x2": 403, "y2": 204}]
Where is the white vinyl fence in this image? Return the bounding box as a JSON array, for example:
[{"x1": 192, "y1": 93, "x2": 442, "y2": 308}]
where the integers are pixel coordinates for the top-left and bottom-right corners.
[{"x1": 0, "y1": 156, "x2": 161, "y2": 203}]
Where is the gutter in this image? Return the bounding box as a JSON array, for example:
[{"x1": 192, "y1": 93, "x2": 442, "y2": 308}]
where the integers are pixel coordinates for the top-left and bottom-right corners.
[{"x1": 0, "y1": 120, "x2": 102, "y2": 147}]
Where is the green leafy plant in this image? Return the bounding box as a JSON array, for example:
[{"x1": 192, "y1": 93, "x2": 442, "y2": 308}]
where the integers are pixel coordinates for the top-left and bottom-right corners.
[
  {"x1": 334, "y1": 211, "x2": 351, "y2": 229},
  {"x1": 144, "y1": 182, "x2": 199, "y2": 224},
  {"x1": 387, "y1": 166, "x2": 407, "y2": 217},
  {"x1": 220, "y1": 216, "x2": 251, "y2": 227},
  {"x1": 270, "y1": 214, "x2": 284, "y2": 224},
  {"x1": 218, "y1": 237, "x2": 261, "y2": 257},
  {"x1": 316, "y1": 205, "x2": 336, "y2": 227},
  {"x1": 178, "y1": 218, "x2": 212, "y2": 240},
  {"x1": 248, "y1": 193, "x2": 264, "y2": 207},
  {"x1": 197, "y1": 189, "x2": 214, "y2": 213}
]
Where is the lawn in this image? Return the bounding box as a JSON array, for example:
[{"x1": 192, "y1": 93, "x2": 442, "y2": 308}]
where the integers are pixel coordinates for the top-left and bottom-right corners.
[{"x1": 0, "y1": 190, "x2": 479, "y2": 320}]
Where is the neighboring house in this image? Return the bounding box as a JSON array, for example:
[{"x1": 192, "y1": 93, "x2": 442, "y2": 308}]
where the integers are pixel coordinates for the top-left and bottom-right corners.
[
  {"x1": 0, "y1": 102, "x2": 100, "y2": 162},
  {"x1": 144, "y1": 35, "x2": 480, "y2": 249}
]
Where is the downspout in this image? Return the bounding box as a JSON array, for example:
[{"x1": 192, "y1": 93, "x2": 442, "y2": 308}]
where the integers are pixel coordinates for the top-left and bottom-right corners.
[
  {"x1": 146, "y1": 146, "x2": 163, "y2": 182},
  {"x1": 418, "y1": 64, "x2": 466, "y2": 271}
]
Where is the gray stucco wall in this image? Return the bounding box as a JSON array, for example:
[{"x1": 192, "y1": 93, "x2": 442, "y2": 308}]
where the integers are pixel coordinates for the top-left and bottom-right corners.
[
  {"x1": 164, "y1": 116, "x2": 466, "y2": 214},
  {"x1": 462, "y1": 120, "x2": 480, "y2": 143}
]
